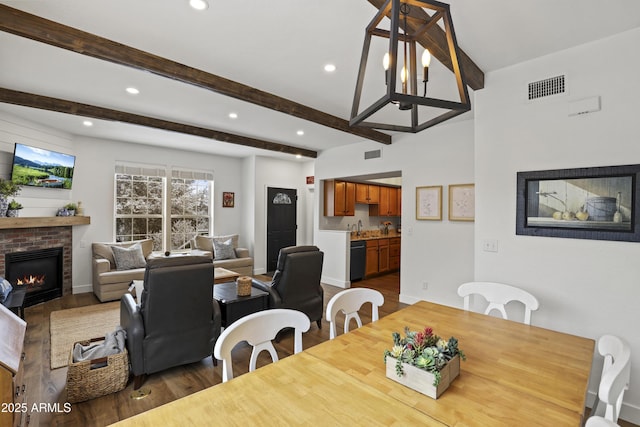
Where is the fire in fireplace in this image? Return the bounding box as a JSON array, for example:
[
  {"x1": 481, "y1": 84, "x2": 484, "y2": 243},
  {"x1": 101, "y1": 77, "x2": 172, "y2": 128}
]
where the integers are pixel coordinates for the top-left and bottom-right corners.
[{"x1": 5, "y1": 247, "x2": 63, "y2": 307}]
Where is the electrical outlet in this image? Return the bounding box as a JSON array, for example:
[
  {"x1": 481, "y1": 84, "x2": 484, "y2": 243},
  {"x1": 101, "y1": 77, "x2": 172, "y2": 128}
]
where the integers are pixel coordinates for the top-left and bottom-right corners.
[
  {"x1": 482, "y1": 239, "x2": 498, "y2": 252},
  {"x1": 422, "y1": 281, "x2": 428, "y2": 290}
]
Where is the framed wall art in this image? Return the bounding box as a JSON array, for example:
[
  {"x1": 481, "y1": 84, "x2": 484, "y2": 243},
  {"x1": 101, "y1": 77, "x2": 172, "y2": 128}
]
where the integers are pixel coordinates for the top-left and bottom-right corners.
[
  {"x1": 449, "y1": 183, "x2": 475, "y2": 221},
  {"x1": 222, "y1": 192, "x2": 235, "y2": 208},
  {"x1": 516, "y1": 164, "x2": 640, "y2": 242},
  {"x1": 416, "y1": 185, "x2": 442, "y2": 220}
]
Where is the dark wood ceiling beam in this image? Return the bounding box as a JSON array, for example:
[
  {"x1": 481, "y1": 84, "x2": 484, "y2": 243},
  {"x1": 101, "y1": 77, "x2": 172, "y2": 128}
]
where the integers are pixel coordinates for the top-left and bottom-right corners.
[
  {"x1": 366, "y1": 0, "x2": 485, "y2": 91},
  {"x1": 0, "y1": 88, "x2": 318, "y2": 158},
  {"x1": 0, "y1": 4, "x2": 392, "y2": 145}
]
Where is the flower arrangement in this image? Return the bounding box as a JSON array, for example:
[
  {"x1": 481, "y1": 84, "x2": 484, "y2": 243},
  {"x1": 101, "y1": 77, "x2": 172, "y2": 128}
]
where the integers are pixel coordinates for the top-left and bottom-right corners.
[{"x1": 384, "y1": 326, "x2": 465, "y2": 386}]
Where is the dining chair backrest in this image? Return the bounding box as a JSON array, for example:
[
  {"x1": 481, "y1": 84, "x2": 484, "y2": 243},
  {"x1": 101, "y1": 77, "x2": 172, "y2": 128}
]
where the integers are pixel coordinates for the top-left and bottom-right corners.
[
  {"x1": 326, "y1": 288, "x2": 384, "y2": 339},
  {"x1": 213, "y1": 309, "x2": 310, "y2": 382},
  {"x1": 585, "y1": 416, "x2": 620, "y2": 427},
  {"x1": 457, "y1": 281, "x2": 539, "y2": 325},
  {"x1": 592, "y1": 334, "x2": 631, "y2": 423}
]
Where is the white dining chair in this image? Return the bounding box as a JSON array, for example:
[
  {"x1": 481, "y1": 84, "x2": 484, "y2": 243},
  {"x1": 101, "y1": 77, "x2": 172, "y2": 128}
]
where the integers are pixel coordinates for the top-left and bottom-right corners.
[
  {"x1": 457, "y1": 281, "x2": 539, "y2": 325},
  {"x1": 585, "y1": 416, "x2": 620, "y2": 427},
  {"x1": 591, "y1": 334, "x2": 631, "y2": 423},
  {"x1": 326, "y1": 288, "x2": 384, "y2": 339},
  {"x1": 213, "y1": 309, "x2": 310, "y2": 382}
]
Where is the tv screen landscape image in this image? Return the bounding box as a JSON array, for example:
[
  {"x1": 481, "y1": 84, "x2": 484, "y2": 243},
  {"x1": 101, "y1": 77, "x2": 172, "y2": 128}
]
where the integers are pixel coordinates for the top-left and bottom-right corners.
[{"x1": 11, "y1": 143, "x2": 76, "y2": 189}]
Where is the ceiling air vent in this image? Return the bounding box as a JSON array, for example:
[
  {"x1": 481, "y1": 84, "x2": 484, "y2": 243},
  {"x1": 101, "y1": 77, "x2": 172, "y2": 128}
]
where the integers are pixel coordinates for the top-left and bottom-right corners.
[
  {"x1": 364, "y1": 149, "x2": 381, "y2": 160},
  {"x1": 528, "y1": 75, "x2": 565, "y2": 100}
]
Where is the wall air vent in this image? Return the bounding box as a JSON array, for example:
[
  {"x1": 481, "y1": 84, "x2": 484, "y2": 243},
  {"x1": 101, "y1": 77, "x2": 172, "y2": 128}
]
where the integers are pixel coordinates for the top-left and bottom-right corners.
[
  {"x1": 528, "y1": 75, "x2": 566, "y2": 100},
  {"x1": 364, "y1": 149, "x2": 381, "y2": 160}
]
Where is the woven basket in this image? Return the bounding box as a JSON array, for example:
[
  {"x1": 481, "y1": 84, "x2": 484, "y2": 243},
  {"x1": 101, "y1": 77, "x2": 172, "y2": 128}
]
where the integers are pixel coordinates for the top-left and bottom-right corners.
[
  {"x1": 237, "y1": 276, "x2": 252, "y2": 296},
  {"x1": 66, "y1": 337, "x2": 129, "y2": 403}
]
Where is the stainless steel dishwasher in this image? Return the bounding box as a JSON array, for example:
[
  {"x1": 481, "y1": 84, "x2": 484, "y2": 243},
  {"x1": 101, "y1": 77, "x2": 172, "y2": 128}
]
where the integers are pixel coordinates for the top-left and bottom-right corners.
[{"x1": 350, "y1": 240, "x2": 366, "y2": 281}]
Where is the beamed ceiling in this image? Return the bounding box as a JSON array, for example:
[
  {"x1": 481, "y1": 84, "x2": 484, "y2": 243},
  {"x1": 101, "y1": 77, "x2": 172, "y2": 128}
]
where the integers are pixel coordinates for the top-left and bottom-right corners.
[{"x1": 1, "y1": 1, "x2": 640, "y2": 160}]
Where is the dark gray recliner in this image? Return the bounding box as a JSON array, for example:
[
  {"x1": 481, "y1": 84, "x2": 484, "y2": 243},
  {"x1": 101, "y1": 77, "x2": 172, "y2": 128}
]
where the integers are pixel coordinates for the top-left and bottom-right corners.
[
  {"x1": 252, "y1": 246, "x2": 324, "y2": 328},
  {"x1": 120, "y1": 255, "x2": 221, "y2": 390}
]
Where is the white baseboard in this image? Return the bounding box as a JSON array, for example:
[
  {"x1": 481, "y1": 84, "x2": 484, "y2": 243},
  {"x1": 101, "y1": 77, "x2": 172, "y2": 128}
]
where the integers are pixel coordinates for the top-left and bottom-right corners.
[
  {"x1": 321, "y1": 275, "x2": 349, "y2": 288},
  {"x1": 72, "y1": 283, "x2": 92, "y2": 295}
]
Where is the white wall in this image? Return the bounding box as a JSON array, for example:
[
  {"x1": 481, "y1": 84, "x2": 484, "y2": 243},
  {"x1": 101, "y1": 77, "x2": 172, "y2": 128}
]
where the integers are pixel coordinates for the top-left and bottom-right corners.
[
  {"x1": 475, "y1": 28, "x2": 640, "y2": 422},
  {"x1": 315, "y1": 119, "x2": 475, "y2": 305},
  {"x1": 249, "y1": 156, "x2": 314, "y2": 274},
  {"x1": 0, "y1": 113, "x2": 76, "y2": 215}
]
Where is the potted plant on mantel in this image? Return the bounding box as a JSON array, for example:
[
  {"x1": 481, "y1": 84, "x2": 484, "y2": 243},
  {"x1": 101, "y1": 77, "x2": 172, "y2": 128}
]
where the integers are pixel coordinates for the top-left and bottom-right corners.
[
  {"x1": 6, "y1": 200, "x2": 23, "y2": 217},
  {"x1": 0, "y1": 178, "x2": 21, "y2": 217}
]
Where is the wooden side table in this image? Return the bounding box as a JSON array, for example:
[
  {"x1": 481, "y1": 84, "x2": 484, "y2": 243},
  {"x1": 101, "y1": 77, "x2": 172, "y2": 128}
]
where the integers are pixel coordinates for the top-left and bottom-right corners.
[{"x1": 213, "y1": 282, "x2": 268, "y2": 327}]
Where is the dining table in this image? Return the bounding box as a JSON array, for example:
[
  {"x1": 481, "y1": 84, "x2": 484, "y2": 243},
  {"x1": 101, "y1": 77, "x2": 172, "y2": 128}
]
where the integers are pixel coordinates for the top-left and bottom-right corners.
[{"x1": 110, "y1": 300, "x2": 595, "y2": 427}]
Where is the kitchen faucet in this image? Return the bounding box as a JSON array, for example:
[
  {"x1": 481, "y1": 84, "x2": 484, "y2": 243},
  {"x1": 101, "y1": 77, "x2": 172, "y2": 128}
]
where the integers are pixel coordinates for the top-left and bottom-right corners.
[{"x1": 357, "y1": 219, "x2": 362, "y2": 236}]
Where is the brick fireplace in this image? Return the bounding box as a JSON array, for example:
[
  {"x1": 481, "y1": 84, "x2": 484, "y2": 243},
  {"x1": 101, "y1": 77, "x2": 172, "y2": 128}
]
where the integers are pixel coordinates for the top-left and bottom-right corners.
[{"x1": 0, "y1": 226, "x2": 73, "y2": 304}]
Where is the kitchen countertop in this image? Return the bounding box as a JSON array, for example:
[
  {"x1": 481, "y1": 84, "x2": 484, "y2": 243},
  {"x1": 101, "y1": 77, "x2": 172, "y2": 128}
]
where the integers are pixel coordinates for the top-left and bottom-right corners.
[{"x1": 350, "y1": 231, "x2": 401, "y2": 241}]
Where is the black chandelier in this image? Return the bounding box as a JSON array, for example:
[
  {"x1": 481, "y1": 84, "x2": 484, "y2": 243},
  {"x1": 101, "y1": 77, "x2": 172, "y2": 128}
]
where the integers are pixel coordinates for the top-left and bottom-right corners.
[{"x1": 350, "y1": 0, "x2": 470, "y2": 133}]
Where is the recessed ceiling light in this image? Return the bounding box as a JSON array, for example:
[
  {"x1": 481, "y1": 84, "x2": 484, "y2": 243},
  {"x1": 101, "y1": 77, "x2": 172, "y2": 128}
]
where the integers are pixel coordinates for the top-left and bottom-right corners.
[
  {"x1": 228, "y1": 112, "x2": 238, "y2": 119},
  {"x1": 324, "y1": 64, "x2": 336, "y2": 72},
  {"x1": 296, "y1": 154, "x2": 302, "y2": 159},
  {"x1": 125, "y1": 87, "x2": 140, "y2": 95},
  {"x1": 189, "y1": 0, "x2": 209, "y2": 10},
  {"x1": 82, "y1": 120, "x2": 93, "y2": 127},
  {"x1": 296, "y1": 130, "x2": 304, "y2": 136}
]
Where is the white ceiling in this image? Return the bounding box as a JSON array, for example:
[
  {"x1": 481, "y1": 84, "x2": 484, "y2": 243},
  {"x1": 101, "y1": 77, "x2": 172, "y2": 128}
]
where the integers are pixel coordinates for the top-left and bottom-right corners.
[{"x1": 1, "y1": 0, "x2": 640, "y2": 160}]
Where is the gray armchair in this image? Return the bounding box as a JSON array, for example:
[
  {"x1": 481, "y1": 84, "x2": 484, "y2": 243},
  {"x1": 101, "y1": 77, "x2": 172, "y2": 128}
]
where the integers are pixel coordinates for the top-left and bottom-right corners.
[
  {"x1": 120, "y1": 255, "x2": 221, "y2": 390},
  {"x1": 252, "y1": 246, "x2": 324, "y2": 328}
]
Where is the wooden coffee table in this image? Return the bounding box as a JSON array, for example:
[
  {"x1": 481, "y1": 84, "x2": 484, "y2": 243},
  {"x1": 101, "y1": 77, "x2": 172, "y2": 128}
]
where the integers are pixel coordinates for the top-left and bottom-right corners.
[{"x1": 214, "y1": 268, "x2": 241, "y2": 284}]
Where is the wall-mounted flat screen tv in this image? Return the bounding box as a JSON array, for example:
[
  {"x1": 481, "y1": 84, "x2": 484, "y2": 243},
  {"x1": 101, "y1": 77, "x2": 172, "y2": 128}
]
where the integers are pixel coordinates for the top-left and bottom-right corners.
[{"x1": 11, "y1": 143, "x2": 76, "y2": 189}]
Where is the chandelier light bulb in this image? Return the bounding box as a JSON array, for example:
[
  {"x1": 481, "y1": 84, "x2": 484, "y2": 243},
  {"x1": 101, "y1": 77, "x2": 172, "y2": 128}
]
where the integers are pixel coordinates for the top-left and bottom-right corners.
[
  {"x1": 382, "y1": 53, "x2": 390, "y2": 71},
  {"x1": 421, "y1": 49, "x2": 432, "y2": 67},
  {"x1": 400, "y1": 67, "x2": 408, "y2": 83}
]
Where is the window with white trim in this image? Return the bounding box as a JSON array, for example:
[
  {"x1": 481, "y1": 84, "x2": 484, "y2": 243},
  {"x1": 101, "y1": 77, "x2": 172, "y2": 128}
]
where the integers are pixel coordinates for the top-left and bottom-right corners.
[{"x1": 114, "y1": 164, "x2": 213, "y2": 251}]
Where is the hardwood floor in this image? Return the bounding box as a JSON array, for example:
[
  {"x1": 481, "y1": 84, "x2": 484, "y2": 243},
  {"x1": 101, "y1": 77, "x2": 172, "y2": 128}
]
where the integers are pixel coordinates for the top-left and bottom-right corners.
[
  {"x1": 20, "y1": 272, "x2": 637, "y2": 426},
  {"x1": 21, "y1": 273, "x2": 405, "y2": 426}
]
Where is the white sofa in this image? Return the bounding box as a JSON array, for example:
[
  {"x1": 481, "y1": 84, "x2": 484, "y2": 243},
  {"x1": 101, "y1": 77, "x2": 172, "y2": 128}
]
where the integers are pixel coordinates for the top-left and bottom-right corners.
[
  {"x1": 91, "y1": 239, "x2": 154, "y2": 302},
  {"x1": 190, "y1": 234, "x2": 253, "y2": 276}
]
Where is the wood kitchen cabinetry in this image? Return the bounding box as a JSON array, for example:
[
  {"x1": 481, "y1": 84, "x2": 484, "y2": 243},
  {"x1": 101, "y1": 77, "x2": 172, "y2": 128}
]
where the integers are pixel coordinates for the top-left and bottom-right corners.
[
  {"x1": 369, "y1": 187, "x2": 401, "y2": 217},
  {"x1": 363, "y1": 237, "x2": 399, "y2": 278},
  {"x1": 324, "y1": 180, "x2": 355, "y2": 216},
  {"x1": 389, "y1": 237, "x2": 401, "y2": 270},
  {"x1": 0, "y1": 305, "x2": 27, "y2": 427},
  {"x1": 378, "y1": 238, "x2": 389, "y2": 273},
  {"x1": 355, "y1": 184, "x2": 380, "y2": 204},
  {"x1": 365, "y1": 239, "x2": 379, "y2": 277}
]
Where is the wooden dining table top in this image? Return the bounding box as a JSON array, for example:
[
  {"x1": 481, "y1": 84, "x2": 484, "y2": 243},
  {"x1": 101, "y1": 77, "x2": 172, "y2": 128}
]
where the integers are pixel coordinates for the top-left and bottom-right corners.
[
  {"x1": 306, "y1": 300, "x2": 595, "y2": 426},
  {"x1": 111, "y1": 300, "x2": 595, "y2": 427}
]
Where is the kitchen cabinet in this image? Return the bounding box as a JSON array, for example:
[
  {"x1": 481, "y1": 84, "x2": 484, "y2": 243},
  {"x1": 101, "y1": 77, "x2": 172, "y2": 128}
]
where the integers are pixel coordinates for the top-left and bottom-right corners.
[
  {"x1": 378, "y1": 238, "x2": 389, "y2": 273},
  {"x1": 324, "y1": 180, "x2": 355, "y2": 216},
  {"x1": 363, "y1": 237, "x2": 399, "y2": 277},
  {"x1": 355, "y1": 184, "x2": 380, "y2": 204},
  {"x1": 389, "y1": 237, "x2": 400, "y2": 270},
  {"x1": 365, "y1": 239, "x2": 379, "y2": 276},
  {"x1": 369, "y1": 186, "x2": 401, "y2": 217}
]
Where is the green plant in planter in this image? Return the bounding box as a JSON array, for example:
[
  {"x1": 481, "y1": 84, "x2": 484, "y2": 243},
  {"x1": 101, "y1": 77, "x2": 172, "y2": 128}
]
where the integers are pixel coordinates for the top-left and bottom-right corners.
[
  {"x1": 0, "y1": 179, "x2": 21, "y2": 198},
  {"x1": 8, "y1": 200, "x2": 23, "y2": 210},
  {"x1": 64, "y1": 202, "x2": 78, "y2": 211}
]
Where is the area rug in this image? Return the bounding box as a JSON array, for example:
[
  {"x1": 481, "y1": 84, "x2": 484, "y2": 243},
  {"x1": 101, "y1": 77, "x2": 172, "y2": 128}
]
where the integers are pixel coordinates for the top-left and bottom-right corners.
[{"x1": 49, "y1": 301, "x2": 120, "y2": 369}]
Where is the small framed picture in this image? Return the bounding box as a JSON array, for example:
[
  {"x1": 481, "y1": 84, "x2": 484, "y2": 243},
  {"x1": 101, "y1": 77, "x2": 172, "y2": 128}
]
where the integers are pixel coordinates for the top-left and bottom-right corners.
[
  {"x1": 416, "y1": 186, "x2": 442, "y2": 220},
  {"x1": 222, "y1": 192, "x2": 235, "y2": 208},
  {"x1": 449, "y1": 184, "x2": 475, "y2": 221}
]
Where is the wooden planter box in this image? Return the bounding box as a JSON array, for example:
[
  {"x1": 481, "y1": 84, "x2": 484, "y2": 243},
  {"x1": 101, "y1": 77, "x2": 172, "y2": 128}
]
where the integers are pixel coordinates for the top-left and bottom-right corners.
[{"x1": 385, "y1": 354, "x2": 460, "y2": 399}]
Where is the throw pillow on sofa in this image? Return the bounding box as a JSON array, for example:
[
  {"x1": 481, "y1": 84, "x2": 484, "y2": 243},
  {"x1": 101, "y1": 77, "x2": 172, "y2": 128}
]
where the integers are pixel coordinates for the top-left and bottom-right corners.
[
  {"x1": 111, "y1": 244, "x2": 147, "y2": 270},
  {"x1": 213, "y1": 238, "x2": 237, "y2": 260}
]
